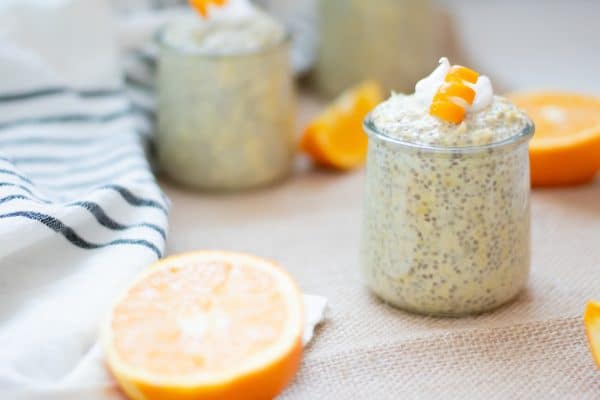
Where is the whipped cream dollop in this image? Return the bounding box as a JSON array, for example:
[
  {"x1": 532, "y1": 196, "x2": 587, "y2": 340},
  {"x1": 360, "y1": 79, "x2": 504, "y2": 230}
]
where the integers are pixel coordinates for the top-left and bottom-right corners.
[
  {"x1": 162, "y1": 0, "x2": 285, "y2": 55},
  {"x1": 414, "y1": 57, "x2": 494, "y2": 113}
]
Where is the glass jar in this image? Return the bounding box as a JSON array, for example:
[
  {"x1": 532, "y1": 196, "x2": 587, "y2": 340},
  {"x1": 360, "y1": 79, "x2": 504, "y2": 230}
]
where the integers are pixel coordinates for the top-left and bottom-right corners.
[
  {"x1": 156, "y1": 31, "x2": 296, "y2": 191},
  {"x1": 314, "y1": 0, "x2": 435, "y2": 97},
  {"x1": 360, "y1": 116, "x2": 535, "y2": 316}
]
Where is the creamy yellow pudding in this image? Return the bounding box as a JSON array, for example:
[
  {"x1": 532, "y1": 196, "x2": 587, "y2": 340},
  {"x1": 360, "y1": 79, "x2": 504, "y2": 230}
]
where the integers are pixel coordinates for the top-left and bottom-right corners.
[{"x1": 360, "y1": 59, "x2": 534, "y2": 316}]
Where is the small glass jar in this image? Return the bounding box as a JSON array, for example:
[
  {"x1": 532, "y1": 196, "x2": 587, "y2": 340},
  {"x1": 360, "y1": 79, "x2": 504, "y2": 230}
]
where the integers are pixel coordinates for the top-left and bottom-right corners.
[
  {"x1": 360, "y1": 116, "x2": 535, "y2": 316},
  {"x1": 156, "y1": 30, "x2": 296, "y2": 191},
  {"x1": 314, "y1": 0, "x2": 435, "y2": 97}
]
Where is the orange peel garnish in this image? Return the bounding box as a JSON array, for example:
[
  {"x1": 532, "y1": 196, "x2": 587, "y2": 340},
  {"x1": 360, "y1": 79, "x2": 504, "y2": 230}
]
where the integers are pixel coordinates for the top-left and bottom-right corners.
[
  {"x1": 189, "y1": 0, "x2": 228, "y2": 17},
  {"x1": 434, "y1": 82, "x2": 476, "y2": 106},
  {"x1": 430, "y1": 100, "x2": 466, "y2": 125},
  {"x1": 445, "y1": 65, "x2": 480, "y2": 84},
  {"x1": 429, "y1": 64, "x2": 480, "y2": 124}
]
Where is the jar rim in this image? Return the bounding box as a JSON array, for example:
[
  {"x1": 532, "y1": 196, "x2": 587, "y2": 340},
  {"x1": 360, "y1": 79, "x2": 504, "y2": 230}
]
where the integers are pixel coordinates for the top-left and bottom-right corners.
[
  {"x1": 155, "y1": 23, "x2": 292, "y2": 59},
  {"x1": 363, "y1": 113, "x2": 535, "y2": 154}
]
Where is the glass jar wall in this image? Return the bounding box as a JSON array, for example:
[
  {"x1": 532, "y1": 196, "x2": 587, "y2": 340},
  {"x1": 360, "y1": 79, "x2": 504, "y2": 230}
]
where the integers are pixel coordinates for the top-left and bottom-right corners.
[
  {"x1": 156, "y1": 30, "x2": 296, "y2": 191},
  {"x1": 360, "y1": 117, "x2": 534, "y2": 316}
]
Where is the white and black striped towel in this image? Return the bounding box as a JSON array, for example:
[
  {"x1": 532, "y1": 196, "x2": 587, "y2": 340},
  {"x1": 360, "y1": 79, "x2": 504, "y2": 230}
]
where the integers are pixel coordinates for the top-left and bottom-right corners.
[
  {"x1": 0, "y1": 1, "x2": 326, "y2": 398},
  {"x1": 0, "y1": 0, "x2": 169, "y2": 398}
]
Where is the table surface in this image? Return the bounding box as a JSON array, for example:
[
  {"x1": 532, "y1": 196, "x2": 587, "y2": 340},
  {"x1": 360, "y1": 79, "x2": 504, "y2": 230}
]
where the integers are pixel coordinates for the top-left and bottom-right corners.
[{"x1": 159, "y1": 3, "x2": 600, "y2": 397}]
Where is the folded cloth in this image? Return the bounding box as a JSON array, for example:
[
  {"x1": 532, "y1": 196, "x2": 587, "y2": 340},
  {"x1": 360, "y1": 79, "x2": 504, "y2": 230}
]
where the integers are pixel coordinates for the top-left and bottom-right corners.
[{"x1": 0, "y1": 1, "x2": 326, "y2": 398}]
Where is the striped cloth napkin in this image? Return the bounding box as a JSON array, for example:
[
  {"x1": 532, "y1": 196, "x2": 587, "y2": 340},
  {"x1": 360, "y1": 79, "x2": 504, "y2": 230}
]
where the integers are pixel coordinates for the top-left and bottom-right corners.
[
  {"x1": 0, "y1": 1, "x2": 326, "y2": 398},
  {"x1": 0, "y1": 0, "x2": 169, "y2": 398}
]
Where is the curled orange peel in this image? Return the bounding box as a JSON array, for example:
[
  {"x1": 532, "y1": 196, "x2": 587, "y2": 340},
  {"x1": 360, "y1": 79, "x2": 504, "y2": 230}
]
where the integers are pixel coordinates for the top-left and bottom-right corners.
[
  {"x1": 189, "y1": 0, "x2": 228, "y2": 17},
  {"x1": 445, "y1": 65, "x2": 480, "y2": 84},
  {"x1": 584, "y1": 300, "x2": 600, "y2": 368},
  {"x1": 434, "y1": 82, "x2": 476, "y2": 106},
  {"x1": 430, "y1": 99, "x2": 466, "y2": 125},
  {"x1": 430, "y1": 64, "x2": 480, "y2": 124}
]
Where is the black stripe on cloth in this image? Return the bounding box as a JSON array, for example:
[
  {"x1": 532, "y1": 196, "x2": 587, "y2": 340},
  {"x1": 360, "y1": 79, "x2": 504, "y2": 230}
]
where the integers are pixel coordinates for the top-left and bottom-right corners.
[
  {"x1": 0, "y1": 195, "x2": 166, "y2": 239},
  {"x1": 0, "y1": 211, "x2": 162, "y2": 258},
  {"x1": 0, "y1": 162, "x2": 166, "y2": 213},
  {"x1": 0, "y1": 107, "x2": 133, "y2": 131},
  {"x1": 0, "y1": 168, "x2": 34, "y2": 184},
  {"x1": 72, "y1": 201, "x2": 166, "y2": 239},
  {"x1": 100, "y1": 184, "x2": 168, "y2": 214},
  {"x1": 125, "y1": 74, "x2": 154, "y2": 92},
  {"x1": 132, "y1": 104, "x2": 155, "y2": 120},
  {"x1": 0, "y1": 181, "x2": 167, "y2": 215},
  {"x1": 132, "y1": 50, "x2": 157, "y2": 69},
  {"x1": 0, "y1": 182, "x2": 50, "y2": 202},
  {"x1": 0, "y1": 87, "x2": 123, "y2": 102}
]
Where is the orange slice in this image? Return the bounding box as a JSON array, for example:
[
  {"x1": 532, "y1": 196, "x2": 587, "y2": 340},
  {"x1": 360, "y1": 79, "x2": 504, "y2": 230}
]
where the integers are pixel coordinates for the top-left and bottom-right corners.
[
  {"x1": 430, "y1": 99, "x2": 465, "y2": 124},
  {"x1": 103, "y1": 251, "x2": 304, "y2": 400},
  {"x1": 445, "y1": 65, "x2": 479, "y2": 84},
  {"x1": 435, "y1": 82, "x2": 476, "y2": 105},
  {"x1": 300, "y1": 80, "x2": 383, "y2": 170},
  {"x1": 509, "y1": 92, "x2": 600, "y2": 186},
  {"x1": 189, "y1": 0, "x2": 228, "y2": 17},
  {"x1": 584, "y1": 300, "x2": 600, "y2": 369}
]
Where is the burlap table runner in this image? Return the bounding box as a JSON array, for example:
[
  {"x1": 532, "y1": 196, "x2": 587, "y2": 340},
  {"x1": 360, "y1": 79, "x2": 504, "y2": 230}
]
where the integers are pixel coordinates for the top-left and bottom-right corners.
[{"x1": 162, "y1": 93, "x2": 600, "y2": 399}]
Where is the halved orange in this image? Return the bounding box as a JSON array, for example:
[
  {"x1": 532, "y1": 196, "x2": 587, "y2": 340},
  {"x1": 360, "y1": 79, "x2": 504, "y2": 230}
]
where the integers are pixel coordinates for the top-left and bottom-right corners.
[
  {"x1": 509, "y1": 92, "x2": 600, "y2": 186},
  {"x1": 584, "y1": 300, "x2": 600, "y2": 369},
  {"x1": 103, "y1": 251, "x2": 304, "y2": 400},
  {"x1": 300, "y1": 80, "x2": 383, "y2": 170}
]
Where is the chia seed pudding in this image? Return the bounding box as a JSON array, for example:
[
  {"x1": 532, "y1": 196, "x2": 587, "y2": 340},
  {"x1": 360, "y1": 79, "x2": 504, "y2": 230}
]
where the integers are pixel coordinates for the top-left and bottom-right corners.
[
  {"x1": 361, "y1": 79, "x2": 534, "y2": 316},
  {"x1": 156, "y1": 4, "x2": 296, "y2": 190}
]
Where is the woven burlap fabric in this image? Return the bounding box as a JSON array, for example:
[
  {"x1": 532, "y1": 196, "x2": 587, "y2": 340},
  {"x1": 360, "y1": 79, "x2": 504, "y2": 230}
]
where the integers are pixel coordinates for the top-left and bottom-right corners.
[{"x1": 163, "y1": 95, "x2": 600, "y2": 399}]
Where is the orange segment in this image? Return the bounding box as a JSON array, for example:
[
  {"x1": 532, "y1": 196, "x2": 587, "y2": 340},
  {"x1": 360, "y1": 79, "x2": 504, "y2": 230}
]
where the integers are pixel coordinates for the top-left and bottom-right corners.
[
  {"x1": 300, "y1": 80, "x2": 383, "y2": 170},
  {"x1": 509, "y1": 92, "x2": 600, "y2": 186},
  {"x1": 584, "y1": 300, "x2": 600, "y2": 369},
  {"x1": 103, "y1": 251, "x2": 304, "y2": 400},
  {"x1": 445, "y1": 65, "x2": 479, "y2": 84},
  {"x1": 434, "y1": 82, "x2": 476, "y2": 105},
  {"x1": 430, "y1": 99, "x2": 466, "y2": 124},
  {"x1": 189, "y1": 0, "x2": 228, "y2": 17}
]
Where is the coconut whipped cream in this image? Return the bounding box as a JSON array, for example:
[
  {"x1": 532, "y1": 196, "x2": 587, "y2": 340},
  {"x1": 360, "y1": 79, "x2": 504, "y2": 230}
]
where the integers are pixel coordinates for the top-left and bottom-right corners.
[
  {"x1": 370, "y1": 58, "x2": 530, "y2": 147},
  {"x1": 161, "y1": 0, "x2": 286, "y2": 55}
]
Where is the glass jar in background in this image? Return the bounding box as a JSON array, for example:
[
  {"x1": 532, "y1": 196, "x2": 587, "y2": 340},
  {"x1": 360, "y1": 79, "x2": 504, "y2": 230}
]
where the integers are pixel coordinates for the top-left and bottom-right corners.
[
  {"x1": 314, "y1": 0, "x2": 435, "y2": 97},
  {"x1": 360, "y1": 117, "x2": 535, "y2": 316},
  {"x1": 156, "y1": 24, "x2": 296, "y2": 191}
]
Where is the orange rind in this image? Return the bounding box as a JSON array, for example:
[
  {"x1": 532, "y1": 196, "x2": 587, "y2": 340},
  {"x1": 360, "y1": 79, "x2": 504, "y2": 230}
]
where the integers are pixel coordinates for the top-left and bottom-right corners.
[
  {"x1": 300, "y1": 80, "x2": 383, "y2": 170},
  {"x1": 509, "y1": 92, "x2": 600, "y2": 186},
  {"x1": 584, "y1": 300, "x2": 600, "y2": 369}
]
